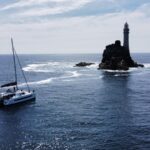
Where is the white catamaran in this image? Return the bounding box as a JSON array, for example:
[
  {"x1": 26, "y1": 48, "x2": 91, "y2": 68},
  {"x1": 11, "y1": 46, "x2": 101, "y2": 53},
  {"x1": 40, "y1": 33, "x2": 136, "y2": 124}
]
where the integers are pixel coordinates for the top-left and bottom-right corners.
[{"x1": 0, "y1": 38, "x2": 35, "y2": 106}]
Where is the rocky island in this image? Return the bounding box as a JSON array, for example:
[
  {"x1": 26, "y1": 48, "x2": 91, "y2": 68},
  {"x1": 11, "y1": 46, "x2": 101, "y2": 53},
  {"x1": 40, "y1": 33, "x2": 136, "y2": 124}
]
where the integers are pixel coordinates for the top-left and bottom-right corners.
[
  {"x1": 99, "y1": 23, "x2": 144, "y2": 70},
  {"x1": 75, "y1": 62, "x2": 95, "y2": 67}
]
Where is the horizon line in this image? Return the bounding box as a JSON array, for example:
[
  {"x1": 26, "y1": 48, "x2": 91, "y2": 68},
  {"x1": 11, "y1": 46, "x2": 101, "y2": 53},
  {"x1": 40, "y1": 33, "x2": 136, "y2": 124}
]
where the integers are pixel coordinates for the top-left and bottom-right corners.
[{"x1": 0, "y1": 52, "x2": 150, "y2": 55}]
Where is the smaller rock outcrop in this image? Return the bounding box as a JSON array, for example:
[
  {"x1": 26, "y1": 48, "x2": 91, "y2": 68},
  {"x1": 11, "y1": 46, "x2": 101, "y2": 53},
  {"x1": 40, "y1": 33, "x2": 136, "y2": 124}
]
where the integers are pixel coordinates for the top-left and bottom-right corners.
[
  {"x1": 75, "y1": 62, "x2": 94, "y2": 67},
  {"x1": 99, "y1": 40, "x2": 144, "y2": 70}
]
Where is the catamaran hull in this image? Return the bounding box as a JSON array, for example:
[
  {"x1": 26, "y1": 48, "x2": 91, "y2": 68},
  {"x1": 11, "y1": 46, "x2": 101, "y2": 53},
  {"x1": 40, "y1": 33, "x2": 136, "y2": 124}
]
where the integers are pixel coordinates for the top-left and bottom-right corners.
[{"x1": 3, "y1": 93, "x2": 35, "y2": 106}]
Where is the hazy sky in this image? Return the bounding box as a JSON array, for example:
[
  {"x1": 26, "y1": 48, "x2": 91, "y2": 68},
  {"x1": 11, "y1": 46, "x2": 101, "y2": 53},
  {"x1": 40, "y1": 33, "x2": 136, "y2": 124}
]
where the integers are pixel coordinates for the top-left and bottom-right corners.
[{"x1": 0, "y1": 0, "x2": 149, "y2": 54}]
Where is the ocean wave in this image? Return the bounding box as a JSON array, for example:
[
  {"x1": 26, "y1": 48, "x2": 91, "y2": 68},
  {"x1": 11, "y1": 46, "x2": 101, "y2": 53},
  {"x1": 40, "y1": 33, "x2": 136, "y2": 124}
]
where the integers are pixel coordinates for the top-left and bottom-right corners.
[
  {"x1": 21, "y1": 62, "x2": 150, "y2": 85},
  {"x1": 19, "y1": 70, "x2": 83, "y2": 86},
  {"x1": 23, "y1": 63, "x2": 54, "y2": 73},
  {"x1": 23, "y1": 62, "x2": 74, "y2": 73},
  {"x1": 99, "y1": 76, "x2": 103, "y2": 79},
  {"x1": 102, "y1": 64, "x2": 150, "y2": 76},
  {"x1": 66, "y1": 71, "x2": 82, "y2": 78},
  {"x1": 86, "y1": 63, "x2": 99, "y2": 69},
  {"x1": 102, "y1": 66, "x2": 142, "y2": 73},
  {"x1": 143, "y1": 63, "x2": 150, "y2": 68},
  {"x1": 23, "y1": 61, "x2": 101, "y2": 73},
  {"x1": 114, "y1": 74, "x2": 129, "y2": 77},
  {"x1": 62, "y1": 79, "x2": 74, "y2": 82},
  {"x1": 103, "y1": 69, "x2": 130, "y2": 73},
  {"x1": 19, "y1": 78, "x2": 53, "y2": 86}
]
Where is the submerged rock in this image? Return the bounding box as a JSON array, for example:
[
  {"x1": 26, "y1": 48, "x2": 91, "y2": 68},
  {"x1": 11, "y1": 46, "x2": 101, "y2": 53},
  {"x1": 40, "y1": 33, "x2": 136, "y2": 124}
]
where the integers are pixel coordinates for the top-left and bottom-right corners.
[
  {"x1": 99, "y1": 40, "x2": 144, "y2": 70},
  {"x1": 75, "y1": 62, "x2": 95, "y2": 67}
]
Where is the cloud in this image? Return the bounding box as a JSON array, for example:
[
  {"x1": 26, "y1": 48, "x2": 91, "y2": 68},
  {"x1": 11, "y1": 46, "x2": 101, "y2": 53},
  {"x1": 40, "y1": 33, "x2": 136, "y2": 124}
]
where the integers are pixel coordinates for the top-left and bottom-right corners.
[
  {"x1": 2, "y1": 0, "x2": 57, "y2": 10},
  {"x1": 1, "y1": 0, "x2": 149, "y2": 21},
  {"x1": 0, "y1": 1, "x2": 149, "y2": 53},
  {"x1": 1, "y1": 0, "x2": 93, "y2": 17},
  {"x1": 19, "y1": 0, "x2": 93, "y2": 16},
  {"x1": 0, "y1": 4, "x2": 149, "y2": 53},
  {"x1": 1, "y1": 0, "x2": 126, "y2": 18}
]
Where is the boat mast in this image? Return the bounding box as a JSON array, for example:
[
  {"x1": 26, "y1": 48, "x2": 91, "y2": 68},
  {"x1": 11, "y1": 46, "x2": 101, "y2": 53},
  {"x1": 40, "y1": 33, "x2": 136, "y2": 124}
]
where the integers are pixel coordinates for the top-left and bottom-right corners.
[
  {"x1": 14, "y1": 50, "x2": 31, "y2": 92},
  {"x1": 11, "y1": 38, "x2": 18, "y2": 90}
]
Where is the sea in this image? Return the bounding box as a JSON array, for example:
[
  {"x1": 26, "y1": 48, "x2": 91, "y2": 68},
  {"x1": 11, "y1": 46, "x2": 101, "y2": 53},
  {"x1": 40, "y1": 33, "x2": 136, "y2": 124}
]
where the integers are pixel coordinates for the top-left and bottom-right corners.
[{"x1": 0, "y1": 53, "x2": 150, "y2": 150}]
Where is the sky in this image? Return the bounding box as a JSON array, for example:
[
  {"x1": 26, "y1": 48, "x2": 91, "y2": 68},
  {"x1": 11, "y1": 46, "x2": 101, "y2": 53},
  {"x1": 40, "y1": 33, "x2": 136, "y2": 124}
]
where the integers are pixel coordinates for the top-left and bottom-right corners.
[{"x1": 0, "y1": 0, "x2": 149, "y2": 54}]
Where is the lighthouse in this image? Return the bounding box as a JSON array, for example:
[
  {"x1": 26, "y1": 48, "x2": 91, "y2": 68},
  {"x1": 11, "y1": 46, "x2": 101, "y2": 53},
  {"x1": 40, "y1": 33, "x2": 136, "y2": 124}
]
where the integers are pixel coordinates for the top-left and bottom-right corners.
[{"x1": 123, "y1": 22, "x2": 129, "y2": 50}]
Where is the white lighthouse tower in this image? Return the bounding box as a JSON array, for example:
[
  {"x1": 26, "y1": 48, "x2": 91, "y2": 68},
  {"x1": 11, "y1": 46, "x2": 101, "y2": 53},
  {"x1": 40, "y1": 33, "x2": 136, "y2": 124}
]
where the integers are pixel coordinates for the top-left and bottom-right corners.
[{"x1": 123, "y1": 22, "x2": 129, "y2": 50}]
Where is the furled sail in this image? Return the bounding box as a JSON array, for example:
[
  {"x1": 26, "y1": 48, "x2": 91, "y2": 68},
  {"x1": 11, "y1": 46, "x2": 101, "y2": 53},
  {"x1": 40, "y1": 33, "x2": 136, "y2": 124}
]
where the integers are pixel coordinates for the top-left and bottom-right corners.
[{"x1": 1, "y1": 82, "x2": 17, "y2": 88}]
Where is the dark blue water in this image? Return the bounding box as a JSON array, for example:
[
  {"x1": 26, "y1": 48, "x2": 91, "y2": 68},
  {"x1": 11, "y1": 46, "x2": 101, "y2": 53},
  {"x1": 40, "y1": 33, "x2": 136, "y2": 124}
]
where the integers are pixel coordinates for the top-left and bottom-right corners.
[{"x1": 0, "y1": 54, "x2": 150, "y2": 150}]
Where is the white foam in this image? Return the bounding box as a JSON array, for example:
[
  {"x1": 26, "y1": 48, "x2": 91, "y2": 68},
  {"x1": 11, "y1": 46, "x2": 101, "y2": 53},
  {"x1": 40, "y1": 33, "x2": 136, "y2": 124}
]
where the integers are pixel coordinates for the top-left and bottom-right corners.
[
  {"x1": 71, "y1": 71, "x2": 82, "y2": 77},
  {"x1": 34, "y1": 78, "x2": 53, "y2": 85},
  {"x1": 103, "y1": 69, "x2": 129, "y2": 73},
  {"x1": 66, "y1": 71, "x2": 82, "y2": 78},
  {"x1": 19, "y1": 70, "x2": 83, "y2": 86},
  {"x1": 19, "y1": 78, "x2": 53, "y2": 86},
  {"x1": 99, "y1": 76, "x2": 103, "y2": 79},
  {"x1": 143, "y1": 63, "x2": 150, "y2": 68},
  {"x1": 23, "y1": 63, "x2": 53, "y2": 73},
  {"x1": 23, "y1": 62, "x2": 74, "y2": 73},
  {"x1": 129, "y1": 67, "x2": 139, "y2": 71},
  {"x1": 103, "y1": 66, "x2": 143, "y2": 73},
  {"x1": 62, "y1": 79, "x2": 74, "y2": 82},
  {"x1": 114, "y1": 74, "x2": 128, "y2": 77},
  {"x1": 86, "y1": 63, "x2": 99, "y2": 69}
]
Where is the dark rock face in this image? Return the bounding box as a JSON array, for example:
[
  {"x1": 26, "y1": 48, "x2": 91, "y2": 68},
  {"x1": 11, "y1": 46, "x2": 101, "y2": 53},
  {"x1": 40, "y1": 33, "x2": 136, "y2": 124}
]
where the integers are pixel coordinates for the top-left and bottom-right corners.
[
  {"x1": 75, "y1": 62, "x2": 94, "y2": 67},
  {"x1": 99, "y1": 40, "x2": 144, "y2": 70}
]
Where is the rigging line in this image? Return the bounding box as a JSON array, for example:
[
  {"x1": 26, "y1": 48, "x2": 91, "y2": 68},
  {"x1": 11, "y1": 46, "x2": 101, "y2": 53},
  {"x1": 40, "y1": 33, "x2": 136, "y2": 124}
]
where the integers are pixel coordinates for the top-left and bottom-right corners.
[
  {"x1": 12, "y1": 41, "x2": 31, "y2": 92},
  {"x1": 11, "y1": 38, "x2": 18, "y2": 90},
  {"x1": 14, "y1": 50, "x2": 31, "y2": 92}
]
